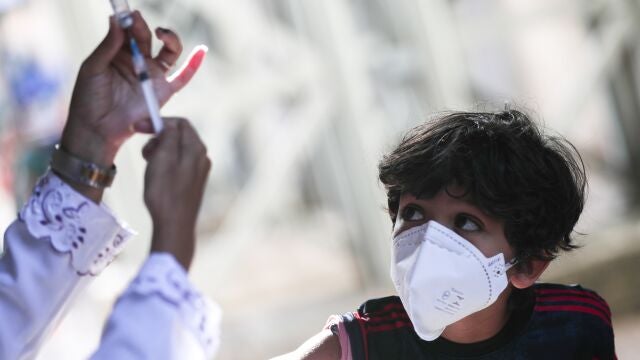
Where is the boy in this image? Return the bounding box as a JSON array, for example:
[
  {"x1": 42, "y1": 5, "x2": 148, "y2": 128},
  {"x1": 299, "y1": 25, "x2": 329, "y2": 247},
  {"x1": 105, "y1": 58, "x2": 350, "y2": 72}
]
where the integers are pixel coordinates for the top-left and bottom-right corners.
[{"x1": 275, "y1": 109, "x2": 615, "y2": 359}]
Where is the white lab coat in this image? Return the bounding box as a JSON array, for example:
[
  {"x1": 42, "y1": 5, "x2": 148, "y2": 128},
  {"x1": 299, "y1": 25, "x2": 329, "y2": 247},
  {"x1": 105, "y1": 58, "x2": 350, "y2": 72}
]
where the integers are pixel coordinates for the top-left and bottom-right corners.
[{"x1": 0, "y1": 171, "x2": 220, "y2": 359}]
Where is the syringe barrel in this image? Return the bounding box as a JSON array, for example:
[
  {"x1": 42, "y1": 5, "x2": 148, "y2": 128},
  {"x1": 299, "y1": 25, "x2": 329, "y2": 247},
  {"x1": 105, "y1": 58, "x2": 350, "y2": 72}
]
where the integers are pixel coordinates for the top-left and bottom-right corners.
[{"x1": 109, "y1": 0, "x2": 134, "y2": 28}]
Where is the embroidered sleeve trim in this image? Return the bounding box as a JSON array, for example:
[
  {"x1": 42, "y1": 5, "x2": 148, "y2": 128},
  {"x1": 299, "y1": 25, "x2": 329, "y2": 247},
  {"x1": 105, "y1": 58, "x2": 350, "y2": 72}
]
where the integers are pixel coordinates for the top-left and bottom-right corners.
[
  {"x1": 128, "y1": 253, "x2": 222, "y2": 358},
  {"x1": 19, "y1": 170, "x2": 135, "y2": 276}
]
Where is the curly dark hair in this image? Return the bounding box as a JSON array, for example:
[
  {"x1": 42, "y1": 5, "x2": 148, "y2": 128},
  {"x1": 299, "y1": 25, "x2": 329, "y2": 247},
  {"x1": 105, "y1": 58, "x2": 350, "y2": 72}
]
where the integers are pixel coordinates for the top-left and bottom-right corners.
[{"x1": 378, "y1": 110, "x2": 586, "y2": 264}]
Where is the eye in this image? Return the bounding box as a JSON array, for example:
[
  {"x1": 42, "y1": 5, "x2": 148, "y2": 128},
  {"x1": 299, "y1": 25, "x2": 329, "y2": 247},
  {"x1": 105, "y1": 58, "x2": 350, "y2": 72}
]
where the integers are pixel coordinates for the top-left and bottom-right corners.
[
  {"x1": 400, "y1": 205, "x2": 425, "y2": 222},
  {"x1": 454, "y1": 214, "x2": 482, "y2": 232}
]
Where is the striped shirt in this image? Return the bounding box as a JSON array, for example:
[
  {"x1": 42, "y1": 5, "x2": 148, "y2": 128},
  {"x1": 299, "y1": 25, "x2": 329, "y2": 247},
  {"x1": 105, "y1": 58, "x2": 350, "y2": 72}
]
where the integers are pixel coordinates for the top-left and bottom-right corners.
[{"x1": 327, "y1": 283, "x2": 615, "y2": 360}]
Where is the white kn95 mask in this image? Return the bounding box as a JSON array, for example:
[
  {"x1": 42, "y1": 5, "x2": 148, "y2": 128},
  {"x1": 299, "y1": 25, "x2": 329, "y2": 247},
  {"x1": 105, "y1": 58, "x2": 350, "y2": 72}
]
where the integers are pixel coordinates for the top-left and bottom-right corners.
[{"x1": 390, "y1": 220, "x2": 516, "y2": 341}]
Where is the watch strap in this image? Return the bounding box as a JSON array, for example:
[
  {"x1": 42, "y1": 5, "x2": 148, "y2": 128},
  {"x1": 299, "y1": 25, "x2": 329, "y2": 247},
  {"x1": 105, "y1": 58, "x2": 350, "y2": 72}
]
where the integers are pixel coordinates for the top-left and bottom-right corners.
[{"x1": 50, "y1": 144, "x2": 117, "y2": 189}]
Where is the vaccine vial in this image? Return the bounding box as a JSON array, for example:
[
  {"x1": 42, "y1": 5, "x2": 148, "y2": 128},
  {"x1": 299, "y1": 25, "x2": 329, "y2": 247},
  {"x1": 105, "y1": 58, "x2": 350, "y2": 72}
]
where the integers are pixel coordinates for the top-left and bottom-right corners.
[{"x1": 109, "y1": 0, "x2": 134, "y2": 28}]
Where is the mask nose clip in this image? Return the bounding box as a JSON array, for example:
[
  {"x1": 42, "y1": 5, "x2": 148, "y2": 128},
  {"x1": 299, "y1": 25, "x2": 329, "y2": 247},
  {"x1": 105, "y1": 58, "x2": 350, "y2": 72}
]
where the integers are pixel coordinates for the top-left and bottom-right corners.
[{"x1": 504, "y1": 257, "x2": 518, "y2": 271}]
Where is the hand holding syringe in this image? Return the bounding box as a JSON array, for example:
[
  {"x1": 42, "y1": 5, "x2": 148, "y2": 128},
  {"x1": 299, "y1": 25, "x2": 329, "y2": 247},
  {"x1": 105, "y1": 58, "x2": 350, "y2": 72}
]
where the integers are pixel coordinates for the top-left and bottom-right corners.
[
  {"x1": 60, "y1": 3, "x2": 207, "y2": 200},
  {"x1": 109, "y1": 0, "x2": 207, "y2": 134}
]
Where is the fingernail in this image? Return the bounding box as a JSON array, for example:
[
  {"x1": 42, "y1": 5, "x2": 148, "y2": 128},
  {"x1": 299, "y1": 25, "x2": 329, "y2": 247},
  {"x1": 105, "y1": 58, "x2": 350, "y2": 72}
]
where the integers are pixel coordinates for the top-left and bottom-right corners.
[
  {"x1": 187, "y1": 45, "x2": 208, "y2": 70},
  {"x1": 187, "y1": 56, "x2": 201, "y2": 72},
  {"x1": 157, "y1": 27, "x2": 172, "y2": 34}
]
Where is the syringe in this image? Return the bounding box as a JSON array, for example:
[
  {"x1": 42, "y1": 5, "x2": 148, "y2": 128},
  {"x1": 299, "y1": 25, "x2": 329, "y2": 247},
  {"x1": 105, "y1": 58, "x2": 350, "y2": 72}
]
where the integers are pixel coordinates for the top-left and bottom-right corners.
[{"x1": 109, "y1": 0, "x2": 164, "y2": 133}]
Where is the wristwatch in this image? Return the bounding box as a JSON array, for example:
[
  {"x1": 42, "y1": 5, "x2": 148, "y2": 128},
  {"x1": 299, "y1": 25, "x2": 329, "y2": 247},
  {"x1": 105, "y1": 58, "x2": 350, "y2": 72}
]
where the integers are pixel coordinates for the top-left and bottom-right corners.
[{"x1": 50, "y1": 144, "x2": 117, "y2": 189}]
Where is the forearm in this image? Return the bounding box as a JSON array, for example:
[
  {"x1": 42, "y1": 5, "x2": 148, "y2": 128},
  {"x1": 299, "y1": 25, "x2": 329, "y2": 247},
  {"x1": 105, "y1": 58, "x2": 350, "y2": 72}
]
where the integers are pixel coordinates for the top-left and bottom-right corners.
[
  {"x1": 150, "y1": 226, "x2": 195, "y2": 271},
  {"x1": 0, "y1": 171, "x2": 133, "y2": 359},
  {"x1": 270, "y1": 330, "x2": 341, "y2": 360},
  {"x1": 91, "y1": 253, "x2": 221, "y2": 360}
]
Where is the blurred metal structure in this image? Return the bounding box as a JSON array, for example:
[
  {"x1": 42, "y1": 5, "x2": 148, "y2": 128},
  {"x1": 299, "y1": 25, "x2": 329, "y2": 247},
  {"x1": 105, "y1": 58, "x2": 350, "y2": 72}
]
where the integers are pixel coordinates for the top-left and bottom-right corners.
[
  {"x1": 1, "y1": 0, "x2": 640, "y2": 358},
  {"x1": 589, "y1": 0, "x2": 640, "y2": 202}
]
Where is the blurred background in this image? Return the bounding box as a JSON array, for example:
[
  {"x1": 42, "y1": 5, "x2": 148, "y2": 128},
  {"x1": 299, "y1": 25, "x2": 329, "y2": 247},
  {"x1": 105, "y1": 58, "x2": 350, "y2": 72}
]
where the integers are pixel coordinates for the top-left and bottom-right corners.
[{"x1": 0, "y1": 0, "x2": 639, "y2": 358}]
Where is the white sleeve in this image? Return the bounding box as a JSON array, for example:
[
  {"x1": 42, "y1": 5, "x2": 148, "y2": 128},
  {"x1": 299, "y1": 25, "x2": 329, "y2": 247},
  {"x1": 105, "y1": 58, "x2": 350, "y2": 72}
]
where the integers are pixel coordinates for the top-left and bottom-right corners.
[
  {"x1": 0, "y1": 170, "x2": 134, "y2": 360},
  {"x1": 90, "y1": 253, "x2": 221, "y2": 360}
]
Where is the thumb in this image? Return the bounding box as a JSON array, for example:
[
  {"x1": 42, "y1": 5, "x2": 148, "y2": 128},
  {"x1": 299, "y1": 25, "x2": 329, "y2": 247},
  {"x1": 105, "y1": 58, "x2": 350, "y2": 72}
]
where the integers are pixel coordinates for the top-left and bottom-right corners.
[
  {"x1": 81, "y1": 16, "x2": 126, "y2": 76},
  {"x1": 146, "y1": 118, "x2": 181, "y2": 164},
  {"x1": 142, "y1": 136, "x2": 160, "y2": 161}
]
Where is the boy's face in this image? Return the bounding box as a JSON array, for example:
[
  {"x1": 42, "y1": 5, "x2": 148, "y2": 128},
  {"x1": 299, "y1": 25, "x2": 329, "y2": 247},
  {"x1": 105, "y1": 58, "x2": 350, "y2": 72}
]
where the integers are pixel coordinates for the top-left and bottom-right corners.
[{"x1": 393, "y1": 187, "x2": 515, "y2": 263}]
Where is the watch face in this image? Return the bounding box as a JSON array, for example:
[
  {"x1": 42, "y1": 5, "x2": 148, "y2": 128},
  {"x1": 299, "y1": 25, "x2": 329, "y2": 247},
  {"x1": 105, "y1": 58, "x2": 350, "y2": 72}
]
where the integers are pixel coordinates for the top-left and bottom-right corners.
[{"x1": 81, "y1": 164, "x2": 102, "y2": 188}]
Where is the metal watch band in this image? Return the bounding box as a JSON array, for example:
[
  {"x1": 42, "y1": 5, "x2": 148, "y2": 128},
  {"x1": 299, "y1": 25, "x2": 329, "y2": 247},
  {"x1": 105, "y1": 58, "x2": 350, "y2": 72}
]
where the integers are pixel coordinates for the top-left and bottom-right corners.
[{"x1": 50, "y1": 144, "x2": 117, "y2": 189}]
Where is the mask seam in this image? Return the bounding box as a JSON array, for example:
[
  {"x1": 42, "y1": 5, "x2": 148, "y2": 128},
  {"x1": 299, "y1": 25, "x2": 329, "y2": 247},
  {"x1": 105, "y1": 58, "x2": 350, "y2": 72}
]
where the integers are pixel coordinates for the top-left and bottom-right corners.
[{"x1": 392, "y1": 222, "x2": 431, "y2": 246}]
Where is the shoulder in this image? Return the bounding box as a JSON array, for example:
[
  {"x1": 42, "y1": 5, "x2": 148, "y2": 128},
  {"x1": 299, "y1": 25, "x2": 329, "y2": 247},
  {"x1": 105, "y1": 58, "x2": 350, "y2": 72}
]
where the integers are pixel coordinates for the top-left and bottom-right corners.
[
  {"x1": 357, "y1": 295, "x2": 405, "y2": 315},
  {"x1": 355, "y1": 295, "x2": 411, "y2": 331},
  {"x1": 289, "y1": 297, "x2": 408, "y2": 360},
  {"x1": 532, "y1": 283, "x2": 613, "y2": 334},
  {"x1": 352, "y1": 295, "x2": 414, "y2": 340},
  {"x1": 529, "y1": 283, "x2": 616, "y2": 358},
  {"x1": 336, "y1": 296, "x2": 418, "y2": 360}
]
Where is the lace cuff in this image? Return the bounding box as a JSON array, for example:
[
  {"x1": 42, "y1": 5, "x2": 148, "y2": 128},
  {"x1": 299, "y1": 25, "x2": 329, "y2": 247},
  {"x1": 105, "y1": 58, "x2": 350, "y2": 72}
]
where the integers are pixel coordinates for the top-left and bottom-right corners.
[
  {"x1": 128, "y1": 253, "x2": 222, "y2": 358},
  {"x1": 18, "y1": 170, "x2": 135, "y2": 276}
]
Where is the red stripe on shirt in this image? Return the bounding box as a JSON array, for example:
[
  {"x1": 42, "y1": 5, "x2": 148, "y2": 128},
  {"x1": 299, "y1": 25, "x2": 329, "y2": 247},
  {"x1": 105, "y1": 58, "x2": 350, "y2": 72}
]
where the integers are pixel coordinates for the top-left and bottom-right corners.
[
  {"x1": 376, "y1": 302, "x2": 406, "y2": 314},
  {"x1": 536, "y1": 295, "x2": 611, "y2": 316},
  {"x1": 365, "y1": 320, "x2": 414, "y2": 334},
  {"x1": 534, "y1": 288, "x2": 608, "y2": 306},
  {"x1": 534, "y1": 304, "x2": 611, "y2": 327},
  {"x1": 366, "y1": 311, "x2": 410, "y2": 324}
]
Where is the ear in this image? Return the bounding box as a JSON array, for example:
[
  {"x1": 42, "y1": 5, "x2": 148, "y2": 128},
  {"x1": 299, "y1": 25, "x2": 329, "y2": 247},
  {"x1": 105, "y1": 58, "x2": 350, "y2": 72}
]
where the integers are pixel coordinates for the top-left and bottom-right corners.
[{"x1": 509, "y1": 259, "x2": 550, "y2": 289}]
